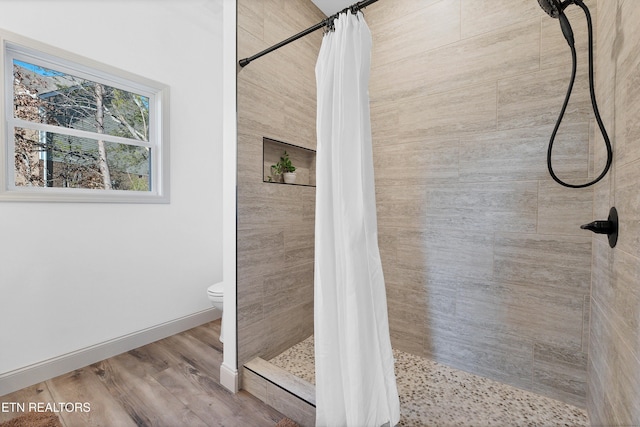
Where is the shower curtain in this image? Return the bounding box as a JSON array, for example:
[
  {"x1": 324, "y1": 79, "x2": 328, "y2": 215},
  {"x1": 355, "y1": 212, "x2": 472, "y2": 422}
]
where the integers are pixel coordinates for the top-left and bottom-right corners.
[{"x1": 314, "y1": 11, "x2": 400, "y2": 427}]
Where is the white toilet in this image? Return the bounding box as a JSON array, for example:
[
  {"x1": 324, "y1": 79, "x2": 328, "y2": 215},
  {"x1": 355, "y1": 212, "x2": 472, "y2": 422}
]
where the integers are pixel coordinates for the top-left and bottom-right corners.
[{"x1": 207, "y1": 282, "x2": 224, "y2": 342}]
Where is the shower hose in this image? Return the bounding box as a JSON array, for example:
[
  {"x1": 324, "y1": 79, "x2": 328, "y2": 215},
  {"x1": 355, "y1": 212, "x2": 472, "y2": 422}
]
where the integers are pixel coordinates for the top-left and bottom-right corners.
[{"x1": 547, "y1": 0, "x2": 613, "y2": 188}]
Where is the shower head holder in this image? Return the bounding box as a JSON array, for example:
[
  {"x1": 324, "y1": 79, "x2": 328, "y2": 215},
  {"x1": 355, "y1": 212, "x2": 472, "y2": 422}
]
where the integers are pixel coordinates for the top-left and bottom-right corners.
[{"x1": 537, "y1": 0, "x2": 571, "y2": 18}]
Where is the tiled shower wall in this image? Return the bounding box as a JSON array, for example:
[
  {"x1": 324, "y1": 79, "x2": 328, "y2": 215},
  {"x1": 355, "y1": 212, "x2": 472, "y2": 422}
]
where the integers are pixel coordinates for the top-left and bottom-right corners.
[
  {"x1": 236, "y1": 0, "x2": 640, "y2": 417},
  {"x1": 366, "y1": 0, "x2": 597, "y2": 407},
  {"x1": 236, "y1": 0, "x2": 323, "y2": 367},
  {"x1": 589, "y1": 0, "x2": 640, "y2": 424}
]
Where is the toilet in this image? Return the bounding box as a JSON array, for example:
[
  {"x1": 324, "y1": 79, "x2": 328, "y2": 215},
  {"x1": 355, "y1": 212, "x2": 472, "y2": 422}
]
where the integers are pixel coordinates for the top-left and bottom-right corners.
[{"x1": 207, "y1": 282, "x2": 224, "y2": 342}]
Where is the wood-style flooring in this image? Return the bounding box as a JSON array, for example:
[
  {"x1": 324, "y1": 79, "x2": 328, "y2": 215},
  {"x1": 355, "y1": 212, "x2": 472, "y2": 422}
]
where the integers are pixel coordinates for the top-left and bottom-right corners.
[{"x1": 0, "y1": 320, "x2": 285, "y2": 427}]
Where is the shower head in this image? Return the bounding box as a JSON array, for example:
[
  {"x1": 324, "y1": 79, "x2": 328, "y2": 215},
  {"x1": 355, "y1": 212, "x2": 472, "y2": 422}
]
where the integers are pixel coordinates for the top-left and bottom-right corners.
[
  {"x1": 539, "y1": 0, "x2": 576, "y2": 46},
  {"x1": 537, "y1": 0, "x2": 570, "y2": 18}
]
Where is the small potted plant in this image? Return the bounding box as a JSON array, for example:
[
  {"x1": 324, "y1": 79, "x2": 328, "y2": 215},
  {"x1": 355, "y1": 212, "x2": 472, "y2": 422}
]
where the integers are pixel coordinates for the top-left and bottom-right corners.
[{"x1": 271, "y1": 151, "x2": 297, "y2": 184}]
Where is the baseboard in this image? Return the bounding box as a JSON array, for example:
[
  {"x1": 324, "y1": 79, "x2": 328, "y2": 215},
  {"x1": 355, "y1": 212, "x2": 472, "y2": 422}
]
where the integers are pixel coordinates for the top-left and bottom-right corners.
[
  {"x1": 220, "y1": 362, "x2": 239, "y2": 393},
  {"x1": 0, "y1": 308, "x2": 220, "y2": 397}
]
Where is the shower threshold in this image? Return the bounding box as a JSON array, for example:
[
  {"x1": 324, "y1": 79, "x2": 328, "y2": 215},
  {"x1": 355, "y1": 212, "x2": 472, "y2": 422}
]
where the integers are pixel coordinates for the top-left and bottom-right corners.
[{"x1": 243, "y1": 356, "x2": 315, "y2": 426}]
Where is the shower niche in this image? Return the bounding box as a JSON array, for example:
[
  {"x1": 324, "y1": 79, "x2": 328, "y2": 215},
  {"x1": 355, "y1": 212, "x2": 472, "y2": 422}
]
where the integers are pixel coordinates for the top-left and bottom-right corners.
[{"x1": 263, "y1": 137, "x2": 316, "y2": 186}]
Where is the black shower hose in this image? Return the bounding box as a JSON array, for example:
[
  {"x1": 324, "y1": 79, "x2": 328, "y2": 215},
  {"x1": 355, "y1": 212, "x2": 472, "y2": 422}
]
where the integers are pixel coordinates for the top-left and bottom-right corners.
[{"x1": 547, "y1": 0, "x2": 612, "y2": 188}]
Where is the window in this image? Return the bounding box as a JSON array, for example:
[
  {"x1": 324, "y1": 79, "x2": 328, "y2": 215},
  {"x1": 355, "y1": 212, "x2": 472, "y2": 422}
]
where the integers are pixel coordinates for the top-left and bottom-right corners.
[{"x1": 1, "y1": 31, "x2": 169, "y2": 202}]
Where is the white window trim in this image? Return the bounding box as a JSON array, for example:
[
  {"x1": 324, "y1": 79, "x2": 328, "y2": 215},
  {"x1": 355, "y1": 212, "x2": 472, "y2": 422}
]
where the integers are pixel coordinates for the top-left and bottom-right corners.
[{"x1": 0, "y1": 29, "x2": 170, "y2": 203}]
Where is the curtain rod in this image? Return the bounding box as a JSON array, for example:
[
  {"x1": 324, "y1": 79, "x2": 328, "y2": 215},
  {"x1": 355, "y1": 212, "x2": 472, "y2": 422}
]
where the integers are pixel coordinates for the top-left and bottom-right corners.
[{"x1": 238, "y1": 0, "x2": 380, "y2": 67}]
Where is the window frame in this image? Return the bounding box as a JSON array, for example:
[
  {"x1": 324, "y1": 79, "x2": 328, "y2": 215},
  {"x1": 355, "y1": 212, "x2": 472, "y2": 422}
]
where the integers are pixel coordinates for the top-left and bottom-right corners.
[{"x1": 0, "y1": 30, "x2": 170, "y2": 203}]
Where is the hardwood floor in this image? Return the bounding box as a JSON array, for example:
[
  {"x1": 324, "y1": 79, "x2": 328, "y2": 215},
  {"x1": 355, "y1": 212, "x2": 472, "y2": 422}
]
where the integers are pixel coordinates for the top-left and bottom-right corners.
[{"x1": 0, "y1": 320, "x2": 285, "y2": 427}]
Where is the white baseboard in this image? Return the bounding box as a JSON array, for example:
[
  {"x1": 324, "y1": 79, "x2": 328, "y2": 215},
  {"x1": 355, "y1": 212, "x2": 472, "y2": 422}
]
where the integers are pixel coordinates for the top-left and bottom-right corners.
[
  {"x1": 220, "y1": 362, "x2": 239, "y2": 393},
  {"x1": 0, "y1": 308, "x2": 220, "y2": 397}
]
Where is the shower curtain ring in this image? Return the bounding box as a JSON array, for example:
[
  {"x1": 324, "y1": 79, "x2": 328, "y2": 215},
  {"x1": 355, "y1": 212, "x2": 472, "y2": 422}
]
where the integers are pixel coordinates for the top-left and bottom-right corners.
[{"x1": 324, "y1": 17, "x2": 334, "y2": 33}]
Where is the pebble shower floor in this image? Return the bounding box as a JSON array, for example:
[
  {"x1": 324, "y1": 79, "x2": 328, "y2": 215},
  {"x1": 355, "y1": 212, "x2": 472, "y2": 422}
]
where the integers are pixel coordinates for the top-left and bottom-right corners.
[{"x1": 269, "y1": 336, "x2": 589, "y2": 426}]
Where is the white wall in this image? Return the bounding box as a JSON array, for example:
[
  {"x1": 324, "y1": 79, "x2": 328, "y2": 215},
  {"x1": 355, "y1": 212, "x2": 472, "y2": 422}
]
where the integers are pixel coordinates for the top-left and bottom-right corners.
[
  {"x1": 220, "y1": 0, "x2": 238, "y2": 393},
  {"x1": 0, "y1": 0, "x2": 224, "y2": 380}
]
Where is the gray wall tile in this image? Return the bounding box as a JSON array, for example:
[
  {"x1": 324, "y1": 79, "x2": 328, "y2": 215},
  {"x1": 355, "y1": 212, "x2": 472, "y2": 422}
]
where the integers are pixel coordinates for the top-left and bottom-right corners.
[
  {"x1": 589, "y1": 0, "x2": 640, "y2": 423},
  {"x1": 369, "y1": 0, "x2": 596, "y2": 406},
  {"x1": 237, "y1": 0, "x2": 323, "y2": 368}
]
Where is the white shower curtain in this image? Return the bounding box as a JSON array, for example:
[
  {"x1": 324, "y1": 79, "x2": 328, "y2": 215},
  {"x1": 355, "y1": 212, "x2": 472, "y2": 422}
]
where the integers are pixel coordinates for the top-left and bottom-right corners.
[{"x1": 314, "y1": 11, "x2": 400, "y2": 427}]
